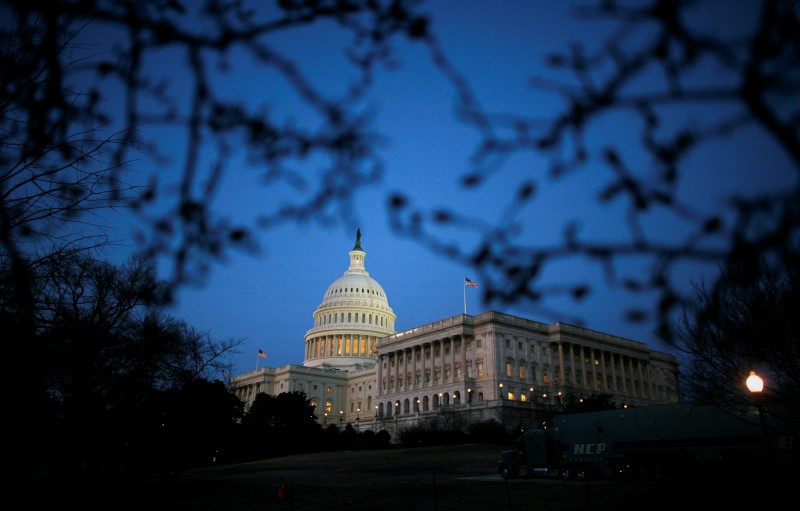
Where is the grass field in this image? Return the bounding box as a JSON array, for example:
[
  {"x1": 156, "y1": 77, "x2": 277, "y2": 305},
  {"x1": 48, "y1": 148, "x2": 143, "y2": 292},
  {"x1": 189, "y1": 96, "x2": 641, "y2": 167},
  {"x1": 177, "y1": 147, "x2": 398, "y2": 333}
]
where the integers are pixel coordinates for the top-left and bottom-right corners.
[{"x1": 18, "y1": 442, "x2": 794, "y2": 510}]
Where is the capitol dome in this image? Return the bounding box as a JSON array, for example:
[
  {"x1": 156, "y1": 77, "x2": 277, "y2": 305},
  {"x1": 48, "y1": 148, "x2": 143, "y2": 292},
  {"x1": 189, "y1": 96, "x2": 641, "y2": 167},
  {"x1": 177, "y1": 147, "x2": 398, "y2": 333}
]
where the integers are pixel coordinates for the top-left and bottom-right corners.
[{"x1": 303, "y1": 230, "x2": 396, "y2": 369}]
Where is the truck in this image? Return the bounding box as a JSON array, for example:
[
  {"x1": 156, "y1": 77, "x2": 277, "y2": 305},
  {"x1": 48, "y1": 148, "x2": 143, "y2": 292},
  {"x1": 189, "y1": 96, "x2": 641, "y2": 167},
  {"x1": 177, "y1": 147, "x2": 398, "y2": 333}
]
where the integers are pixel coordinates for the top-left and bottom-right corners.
[{"x1": 497, "y1": 402, "x2": 796, "y2": 480}]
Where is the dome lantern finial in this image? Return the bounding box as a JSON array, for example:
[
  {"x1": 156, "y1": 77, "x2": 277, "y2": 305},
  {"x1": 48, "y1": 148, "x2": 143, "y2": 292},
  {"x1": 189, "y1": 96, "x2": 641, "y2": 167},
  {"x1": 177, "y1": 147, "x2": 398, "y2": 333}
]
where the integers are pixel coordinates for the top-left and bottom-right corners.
[{"x1": 353, "y1": 228, "x2": 362, "y2": 251}]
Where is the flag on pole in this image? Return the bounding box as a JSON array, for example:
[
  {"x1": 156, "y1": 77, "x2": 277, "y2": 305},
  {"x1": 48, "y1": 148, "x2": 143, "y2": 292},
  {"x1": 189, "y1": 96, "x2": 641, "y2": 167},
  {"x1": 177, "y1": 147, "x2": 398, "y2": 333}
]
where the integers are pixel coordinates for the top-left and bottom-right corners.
[
  {"x1": 465, "y1": 277, "x2": 479, "y2": 288},
  {"x1": 258, "y1": 349, "x2": 268, "y2": 359}
]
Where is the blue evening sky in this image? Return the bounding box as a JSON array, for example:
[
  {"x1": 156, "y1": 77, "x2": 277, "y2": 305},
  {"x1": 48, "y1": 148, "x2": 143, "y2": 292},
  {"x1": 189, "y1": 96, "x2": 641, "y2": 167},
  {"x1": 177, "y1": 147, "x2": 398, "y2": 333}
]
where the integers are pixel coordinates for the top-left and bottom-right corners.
[{"x1": 86, "y1": 1, "x2": 793, "y2": 375}]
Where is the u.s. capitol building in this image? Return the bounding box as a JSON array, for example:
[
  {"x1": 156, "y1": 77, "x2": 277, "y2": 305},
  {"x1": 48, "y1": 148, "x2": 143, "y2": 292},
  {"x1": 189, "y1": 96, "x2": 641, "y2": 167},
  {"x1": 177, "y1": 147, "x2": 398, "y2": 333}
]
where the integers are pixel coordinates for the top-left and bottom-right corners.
[{"x1": 229, "y1": 232, "x2": 681, "y2": 437}]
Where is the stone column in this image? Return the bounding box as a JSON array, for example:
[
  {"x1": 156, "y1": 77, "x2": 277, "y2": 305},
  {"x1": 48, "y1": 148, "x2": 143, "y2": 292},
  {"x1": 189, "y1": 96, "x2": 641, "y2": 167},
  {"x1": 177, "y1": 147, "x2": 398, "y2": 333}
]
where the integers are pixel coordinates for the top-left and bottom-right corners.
[
  {"x1": 394, "y1": 350, "x2": 400, "y2": 391},
  {"x1": 621, "y1": 356, "x2": 629, "y2": 394},
  {"x1": 611, "y1": 354, "x2": 618, "y2": 392},
  {"x1": 580, "y1": 345, "x2": 589, "y2": 387},
  {"x1": 376, "y1": 354, "x2": 384, "y2": 397},
  {"x1": 460, "y1": 335, "x2": 468, "y2": 382},
  {"x1": 403, "y1": 347, "x2": 410, "y2": 390},
  {"x1": 569, "y1": 343, "x2": 577, "y2": 386},
  {"x1": 421, "y1": 342, "x2": 427, "y2": 388},
  {"x1": 449, "y1": 337, "x2": 456, "y2": 382}
]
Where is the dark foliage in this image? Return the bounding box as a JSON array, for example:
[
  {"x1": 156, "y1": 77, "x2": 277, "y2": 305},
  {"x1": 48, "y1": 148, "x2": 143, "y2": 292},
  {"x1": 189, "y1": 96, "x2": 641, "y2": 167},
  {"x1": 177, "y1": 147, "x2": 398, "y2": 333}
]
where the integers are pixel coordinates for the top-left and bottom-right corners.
[
  {"x1": 5, "y1": 0, "x2": 795, "y2": 341},
  {"x1": 675, "y1": 254, "x2": 800, "y2": 426},
  {"x1": 388, "y1": 0, "x2": 800, "y2": 344},
  {"x1": 0, "y1": 254, "x2": 242, "y2": 478}
]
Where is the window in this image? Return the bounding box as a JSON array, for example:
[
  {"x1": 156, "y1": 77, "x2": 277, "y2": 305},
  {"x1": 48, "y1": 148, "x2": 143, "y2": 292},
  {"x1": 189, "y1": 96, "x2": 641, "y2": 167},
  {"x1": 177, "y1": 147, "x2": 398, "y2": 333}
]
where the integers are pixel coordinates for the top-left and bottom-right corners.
[
  {"x1": 477, "y1": 359, "x2": 485, "y2": 377},
  {"x1": 506, "y1": 360, "x2": 513, "y2": 377},
  {"x1": 519, "y1": 362, "x2": 526, "y2": 379},
  {"x1": 477, "y1": 339, "x2": 482, "y2": 348},
  {"x1": 505, "y1": 339, "x2": 511, "y2": 348},
  {"x1": 518, "y1": 341, "x2": 523, "y2": 350}
]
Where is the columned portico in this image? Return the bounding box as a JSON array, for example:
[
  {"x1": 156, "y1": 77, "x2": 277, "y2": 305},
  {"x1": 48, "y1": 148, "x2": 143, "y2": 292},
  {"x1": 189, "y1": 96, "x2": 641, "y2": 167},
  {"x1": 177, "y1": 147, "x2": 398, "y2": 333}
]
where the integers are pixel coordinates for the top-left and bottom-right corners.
[{"x1": 230, "y1": 232, "x2": 682, "y2": 442}]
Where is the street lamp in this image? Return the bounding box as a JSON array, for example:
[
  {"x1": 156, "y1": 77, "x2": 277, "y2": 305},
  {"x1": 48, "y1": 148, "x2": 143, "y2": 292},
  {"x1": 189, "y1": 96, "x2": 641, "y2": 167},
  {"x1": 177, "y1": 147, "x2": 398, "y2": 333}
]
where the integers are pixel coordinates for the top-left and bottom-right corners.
[
  {"x1": 746, "y1": 370, "x2": 772, "y2": 461},
  {"x1": 746, "y1": 370, "x2": 764, "y2": 393}
]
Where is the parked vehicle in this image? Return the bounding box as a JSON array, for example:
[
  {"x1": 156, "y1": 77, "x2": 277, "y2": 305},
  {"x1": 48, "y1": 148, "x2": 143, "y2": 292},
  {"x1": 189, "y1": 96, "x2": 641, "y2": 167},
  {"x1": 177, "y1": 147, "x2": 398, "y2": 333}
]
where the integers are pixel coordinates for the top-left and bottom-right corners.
[{"x1": 497, "y1": 402, "x2": 796, "y2": 480}]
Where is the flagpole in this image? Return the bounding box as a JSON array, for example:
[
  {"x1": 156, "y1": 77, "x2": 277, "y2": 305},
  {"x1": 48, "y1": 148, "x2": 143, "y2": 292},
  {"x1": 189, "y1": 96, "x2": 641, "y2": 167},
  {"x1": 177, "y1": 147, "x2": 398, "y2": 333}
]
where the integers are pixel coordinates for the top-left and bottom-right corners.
[{"x1": 464, "y1": 279, "x2": 467, "y2": 315}]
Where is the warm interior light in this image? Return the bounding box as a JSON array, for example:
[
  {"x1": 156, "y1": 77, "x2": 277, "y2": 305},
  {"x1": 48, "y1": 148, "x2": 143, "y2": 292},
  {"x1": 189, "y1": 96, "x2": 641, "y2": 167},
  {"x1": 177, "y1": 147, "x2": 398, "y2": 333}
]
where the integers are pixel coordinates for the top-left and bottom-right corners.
[{"x1": 746, "y1": 371, "x2": 764, "y2": 393}]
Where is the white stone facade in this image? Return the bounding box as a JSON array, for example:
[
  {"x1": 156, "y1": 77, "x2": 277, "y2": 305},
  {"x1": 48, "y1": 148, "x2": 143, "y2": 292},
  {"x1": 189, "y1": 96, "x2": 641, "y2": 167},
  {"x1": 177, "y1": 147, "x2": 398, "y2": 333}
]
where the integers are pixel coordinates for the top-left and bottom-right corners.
[{"x1": 229, "y1": 233, "x2": 681, "y2": 437}]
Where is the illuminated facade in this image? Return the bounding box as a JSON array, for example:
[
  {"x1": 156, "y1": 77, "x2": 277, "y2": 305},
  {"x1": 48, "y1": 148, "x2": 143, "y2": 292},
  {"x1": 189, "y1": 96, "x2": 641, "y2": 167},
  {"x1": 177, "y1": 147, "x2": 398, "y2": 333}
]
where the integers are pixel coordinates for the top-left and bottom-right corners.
[{"x1": 229, "y1": 232, "x2": 681, "y2": 436}]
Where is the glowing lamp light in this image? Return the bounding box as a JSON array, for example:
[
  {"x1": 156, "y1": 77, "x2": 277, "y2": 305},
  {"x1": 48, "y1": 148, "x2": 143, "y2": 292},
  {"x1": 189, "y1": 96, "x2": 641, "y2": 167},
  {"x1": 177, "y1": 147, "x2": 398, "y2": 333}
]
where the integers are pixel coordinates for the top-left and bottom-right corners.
[{"x1": 746, "y1": 371, "x2": 764, "y2": 393}]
